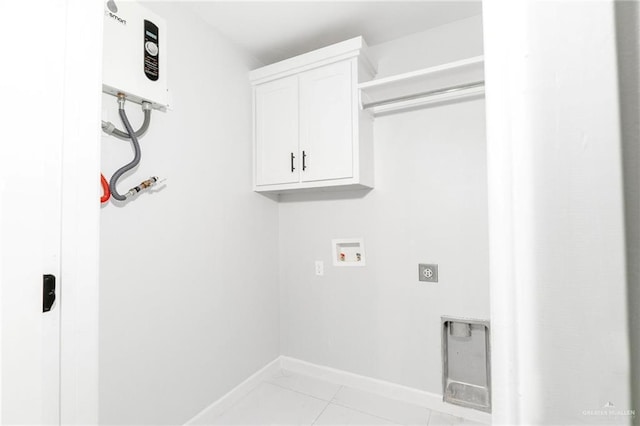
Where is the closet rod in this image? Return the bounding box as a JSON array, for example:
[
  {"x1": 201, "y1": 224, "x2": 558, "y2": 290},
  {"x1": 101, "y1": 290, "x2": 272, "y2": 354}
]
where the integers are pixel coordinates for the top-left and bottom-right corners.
[{"x1": 362, "y1": 80, "x2": 485, "y2": 111}]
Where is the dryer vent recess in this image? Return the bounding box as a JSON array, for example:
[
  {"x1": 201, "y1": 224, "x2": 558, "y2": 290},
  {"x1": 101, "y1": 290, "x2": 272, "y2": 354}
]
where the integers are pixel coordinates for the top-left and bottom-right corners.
[{"x1": 441, "y1": 317, "x2": 491, "y2": 413}]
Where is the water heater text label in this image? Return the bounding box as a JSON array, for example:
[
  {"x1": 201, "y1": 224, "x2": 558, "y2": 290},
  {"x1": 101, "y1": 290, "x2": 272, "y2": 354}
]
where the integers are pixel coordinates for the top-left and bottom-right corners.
[{"x1": 104, "y1": 10, "x2": 127, "y2": 26}]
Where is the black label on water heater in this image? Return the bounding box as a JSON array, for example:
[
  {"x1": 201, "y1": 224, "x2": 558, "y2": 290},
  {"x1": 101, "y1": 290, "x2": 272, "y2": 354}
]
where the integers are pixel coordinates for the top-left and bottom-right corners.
[{"x1": 144, "y1": 20, "x2": 159, "y2": 81}]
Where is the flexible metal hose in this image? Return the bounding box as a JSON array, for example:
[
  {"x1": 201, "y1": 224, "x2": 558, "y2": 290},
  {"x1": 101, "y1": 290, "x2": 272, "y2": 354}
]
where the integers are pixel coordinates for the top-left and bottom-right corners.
[
  {"x1": 109, "y1": 97, "x2": 142, "y2": 201},
  {"x1": 101, "y1": 103, "x2": 152, "y2": 140}
]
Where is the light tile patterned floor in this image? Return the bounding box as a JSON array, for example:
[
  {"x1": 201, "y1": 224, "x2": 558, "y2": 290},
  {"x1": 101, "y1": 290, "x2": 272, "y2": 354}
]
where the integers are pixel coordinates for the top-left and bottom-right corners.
[{"x1": 207, "y1": 369, "x2": 485, "y2": 425}]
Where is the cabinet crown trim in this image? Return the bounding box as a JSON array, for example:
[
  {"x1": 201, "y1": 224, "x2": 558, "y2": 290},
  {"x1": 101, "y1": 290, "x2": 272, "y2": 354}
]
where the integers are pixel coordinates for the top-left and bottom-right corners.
[{"x1": 249, "y1": 36, "x2": 375, "y2": 85}]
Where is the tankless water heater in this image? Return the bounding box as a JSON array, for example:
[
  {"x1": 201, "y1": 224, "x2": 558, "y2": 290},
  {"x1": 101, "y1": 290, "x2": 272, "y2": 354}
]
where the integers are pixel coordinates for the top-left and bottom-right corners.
[{"x1": 102, "y1": 0, "x2": 168, "y2": 110}]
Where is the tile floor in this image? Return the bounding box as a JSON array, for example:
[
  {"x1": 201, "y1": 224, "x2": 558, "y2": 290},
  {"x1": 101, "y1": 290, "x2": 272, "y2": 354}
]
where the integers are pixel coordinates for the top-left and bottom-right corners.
[{"x1": 207, "y1": 369, "x2": 485, "y2": 425}]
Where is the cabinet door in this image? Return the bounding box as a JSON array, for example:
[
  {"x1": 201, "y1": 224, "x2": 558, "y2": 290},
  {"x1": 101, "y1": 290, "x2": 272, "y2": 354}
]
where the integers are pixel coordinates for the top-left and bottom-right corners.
[
  {"x1": 299, "y1": 60, "x2": 353, "y2": 182},
  {"x1": 255, "y1": 75, "x2": 299, "y2": 186}
]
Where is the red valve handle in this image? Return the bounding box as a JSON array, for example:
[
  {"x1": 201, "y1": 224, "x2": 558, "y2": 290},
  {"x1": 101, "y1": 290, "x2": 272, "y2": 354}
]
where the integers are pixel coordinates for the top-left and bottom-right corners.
[{"x1": 100, "y1": 173, "x2": 111, "y2": 203}]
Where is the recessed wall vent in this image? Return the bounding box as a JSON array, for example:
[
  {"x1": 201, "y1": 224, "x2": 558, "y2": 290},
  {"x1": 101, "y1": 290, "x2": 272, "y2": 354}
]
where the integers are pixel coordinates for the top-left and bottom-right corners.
[{"x1": 441, "y1": 316, "x2": 491, "y2": 412}]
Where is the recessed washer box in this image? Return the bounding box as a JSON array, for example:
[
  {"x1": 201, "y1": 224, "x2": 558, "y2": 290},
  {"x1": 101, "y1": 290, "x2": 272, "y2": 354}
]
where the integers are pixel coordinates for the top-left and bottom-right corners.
[{"x1": 332, "y1": 238, "x2": 366, "y2": 266}]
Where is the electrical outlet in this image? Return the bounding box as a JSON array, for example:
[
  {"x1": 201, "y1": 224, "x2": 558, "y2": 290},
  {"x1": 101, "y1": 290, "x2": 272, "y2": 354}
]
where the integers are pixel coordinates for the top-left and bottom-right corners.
[
  {"x1": 315, "y1": 261, "x2": 324, "y2": 276},
  {"x1": 419, "y1": 264, "x2": 438, "y2": 282}
]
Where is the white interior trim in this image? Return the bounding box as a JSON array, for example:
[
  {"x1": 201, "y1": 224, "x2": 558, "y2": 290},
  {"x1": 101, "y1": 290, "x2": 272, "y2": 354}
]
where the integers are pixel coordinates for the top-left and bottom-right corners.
[
  {"x1": 184, "y1": 356, "x2": 491, "y2": 425},
  {"x1": 280, "y1": 357, "x2": 491, "y2": 424},
  {"x1": 481, "y1": 2, "x2": 524, "y2": 423},
  {"x1": 59, "y1": 1, "x2": 103, "y2": 424},
  {"x1": 184, "y1": 358, "x2": 282, "y2": 425},
  {"x1": 249, "y1": 36, "x2": 374, "y2": 85}
]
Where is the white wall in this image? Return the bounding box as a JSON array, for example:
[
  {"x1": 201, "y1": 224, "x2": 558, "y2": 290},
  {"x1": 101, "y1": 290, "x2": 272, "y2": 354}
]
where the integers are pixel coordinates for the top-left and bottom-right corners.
[
  {"x1": 99, "y1": 4, "x2": 279, "y2": 424},
  {"x1": 483, "y1": 1, "x2": 631, "y2": 423},
  {"x1": 616, "y1": 1, "x2": 640, "y2": 420},
  {"x1": 278, "y1": 17, "x2": 488, "y2": 394}
]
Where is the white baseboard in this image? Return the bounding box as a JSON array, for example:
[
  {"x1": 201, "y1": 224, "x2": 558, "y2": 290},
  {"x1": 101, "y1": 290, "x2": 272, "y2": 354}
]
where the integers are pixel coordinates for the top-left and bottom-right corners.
[
  {"x1": 184, "y1": 357, "x2": 281, "y2": 425},
  {"x1": 280, "y1": 357, "x2": 491, "y2": 424},
  {"x1": 184, "y1": 356, "x2": 491, "y2": 425}
]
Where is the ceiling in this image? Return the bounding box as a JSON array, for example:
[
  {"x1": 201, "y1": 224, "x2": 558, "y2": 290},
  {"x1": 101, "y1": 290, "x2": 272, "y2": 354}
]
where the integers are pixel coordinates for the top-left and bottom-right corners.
[{"x1": 186, "y1": 1, "x2": 482, "y2": 65}]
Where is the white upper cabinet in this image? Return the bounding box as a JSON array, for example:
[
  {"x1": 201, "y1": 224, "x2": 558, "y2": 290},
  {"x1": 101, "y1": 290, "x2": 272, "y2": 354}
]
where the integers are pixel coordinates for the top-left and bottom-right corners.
[
  {"x1": 255, "y1": 75, "x2": 299, "y2": 186},
  {"x1": 299, "y1": 60, "x2": 353, "y2": 183},
  {"x1": 250, "y1": 37, "x2": 376, "y2": 193}
]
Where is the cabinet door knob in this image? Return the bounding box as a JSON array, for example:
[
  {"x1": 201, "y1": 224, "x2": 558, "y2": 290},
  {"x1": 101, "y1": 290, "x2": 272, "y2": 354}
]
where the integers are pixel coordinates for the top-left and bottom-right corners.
[
  {"x1": 291, "y1": 152, "x2": 295, "y2": 172},
  {"x1": 302, "y1": 151, "x2": 307, "y2": 171}
]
